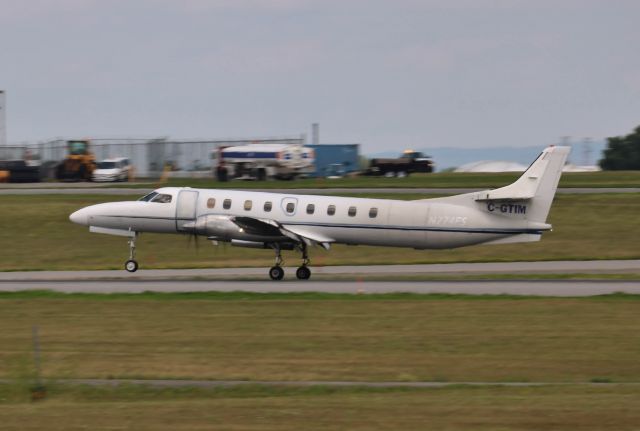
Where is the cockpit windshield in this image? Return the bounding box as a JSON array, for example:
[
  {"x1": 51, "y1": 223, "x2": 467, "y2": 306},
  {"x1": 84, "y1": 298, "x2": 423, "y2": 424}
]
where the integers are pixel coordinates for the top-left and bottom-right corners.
[
  {"x1": 151, "y1": 194, "x2": 172, "y2": 203},
  {"x1": 138, "y1": 192, "x2": 158, "y2": 202},
  {"x1": 138, "y1": 191, "x2": 172, "y2": 203}
]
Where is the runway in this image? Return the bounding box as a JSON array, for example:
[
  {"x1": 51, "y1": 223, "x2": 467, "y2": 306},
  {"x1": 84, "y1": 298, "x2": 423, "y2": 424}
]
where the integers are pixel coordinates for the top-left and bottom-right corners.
[
  {"x1": 1, "y1": 186, "x2": 639, "y2": 195},
  {"x1": 1, "y1": 260, "x2": 638, "y2": 282},
  {"x1": 1, "y1": 260, "x2": 638, "y2": 296}
]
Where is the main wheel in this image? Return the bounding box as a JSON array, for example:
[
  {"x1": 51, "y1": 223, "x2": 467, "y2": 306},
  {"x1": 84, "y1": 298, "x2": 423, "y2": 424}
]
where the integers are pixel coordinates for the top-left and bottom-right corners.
[
  {"x1": 125, "y1": 259, "x2": 139, "y2": 273},
  {"x1": 296, "y1": 266, "x2": 311, "y2": 280},
  {"x1": 269, "y1": 266, "x2": 285, "y2": 281}
]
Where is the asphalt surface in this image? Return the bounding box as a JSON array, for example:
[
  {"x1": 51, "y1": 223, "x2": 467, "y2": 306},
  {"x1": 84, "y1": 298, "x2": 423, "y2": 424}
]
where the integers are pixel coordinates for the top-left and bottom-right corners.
[
  {"x1": 2, "y1": 280, "x2": 640, "y2": 296},
  {"x1": 1, "y1": 260, "x2": 638, "y2": 282},
  {"x1": 1, "y1": 187, "x2": 639, "y2": 195},
  {"x1": 2, "y1": 261, "x2": 638, "y2": 296}
]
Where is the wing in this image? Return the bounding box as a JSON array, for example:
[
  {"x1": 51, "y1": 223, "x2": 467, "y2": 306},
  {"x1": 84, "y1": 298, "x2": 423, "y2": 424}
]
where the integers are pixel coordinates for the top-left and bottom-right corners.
[{"x1": 231, "y1": 216, "x2": 334, "y2": 250}]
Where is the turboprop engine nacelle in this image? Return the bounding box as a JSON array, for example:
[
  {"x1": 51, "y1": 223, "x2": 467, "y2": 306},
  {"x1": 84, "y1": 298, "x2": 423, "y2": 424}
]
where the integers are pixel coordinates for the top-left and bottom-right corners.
[{"x1": 193, "y1": 215, "x2": 240, "y2": 240}]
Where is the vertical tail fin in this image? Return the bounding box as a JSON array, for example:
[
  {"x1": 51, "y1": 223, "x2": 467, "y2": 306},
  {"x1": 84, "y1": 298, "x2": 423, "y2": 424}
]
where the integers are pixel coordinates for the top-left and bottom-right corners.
[{"x1": 475, "y1": 146, "x2": 570, "y2": 223}]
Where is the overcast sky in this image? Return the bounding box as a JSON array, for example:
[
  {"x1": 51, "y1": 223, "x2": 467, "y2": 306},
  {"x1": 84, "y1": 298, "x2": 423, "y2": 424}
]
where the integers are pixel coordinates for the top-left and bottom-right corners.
[{"x1": 1, "y1": 0, "x2": 639, "y2": 152}]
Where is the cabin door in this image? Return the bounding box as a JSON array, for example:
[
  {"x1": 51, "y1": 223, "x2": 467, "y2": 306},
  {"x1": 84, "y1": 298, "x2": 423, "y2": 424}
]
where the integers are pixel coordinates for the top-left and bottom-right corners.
[{"x1": 176, "y1": 190, "x2": 199, "y2": 231}]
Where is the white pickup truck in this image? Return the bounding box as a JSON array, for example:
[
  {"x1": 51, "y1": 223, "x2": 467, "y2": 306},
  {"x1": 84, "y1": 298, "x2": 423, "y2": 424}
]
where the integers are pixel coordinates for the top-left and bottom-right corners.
[{"x1": 213, "y1": 144, "x2": 315, "y2": 181}]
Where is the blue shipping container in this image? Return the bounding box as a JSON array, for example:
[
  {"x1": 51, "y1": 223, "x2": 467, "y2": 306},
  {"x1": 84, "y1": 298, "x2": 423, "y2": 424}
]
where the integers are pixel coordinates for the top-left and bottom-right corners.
[{"x1": 305, "y1": 144, "x2": 360, "y2": 178}]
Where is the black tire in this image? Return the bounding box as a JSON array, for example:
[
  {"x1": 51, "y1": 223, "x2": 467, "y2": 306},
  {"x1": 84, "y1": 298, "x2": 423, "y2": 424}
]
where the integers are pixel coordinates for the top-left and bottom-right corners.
[
  {"x1": 269, "y1": 266, "x2": 284, "y2": 281},
  {"x1": 217, "y1": 167, "x2": 228, "y2": 182},
  {"x1": 77, "y1": 165, "x2": 86, "y2": 182},
  {"x1": 257, "y1": 168, "x2": 267, "y2": 181},
  {"x1": 125, "y1": 259, "x2": 139, "y2": 273},
  {"x1": 295, "y1": 266, "x2": 311, "y2": 280},
  {"x1": 55, "y1": 163, "x2": 65, "y2": 180}
]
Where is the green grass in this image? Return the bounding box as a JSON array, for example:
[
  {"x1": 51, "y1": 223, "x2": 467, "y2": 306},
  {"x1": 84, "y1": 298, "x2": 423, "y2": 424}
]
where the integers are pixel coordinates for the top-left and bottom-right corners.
[
  {"x1": 2, "y1": 292, "x2": 640, "y2": 429},
  {"x1": 1, "y1": 295, "x2": 640, "y2": 383},
  {"x1": 1, "y1": 193, "x2": 639, "y2": 271},
  {"x1": 130, "y1": 170, "x2": 640, "y2": 189},
  {"x1": 22, "y1": 170, "x2": 640, "y2": 189},
  {"x1": 1, "y1": 290, "x2": 640, "y2": 302},
  {"x1": 2, "y1": 384, "x2": 640, "y2": 430}
]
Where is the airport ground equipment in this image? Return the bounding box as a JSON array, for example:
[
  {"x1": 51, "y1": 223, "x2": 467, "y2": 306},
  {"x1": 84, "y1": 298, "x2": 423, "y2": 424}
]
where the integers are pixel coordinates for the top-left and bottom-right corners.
[
  {"x1": 56, "y1": 140, "x2": 96, "y2": 181},
  {"x1": 0, "y1": 160, "x2": 41, "y2": 182},
  {"x1": 367, "y1": 150, "x2": 434, "y2": 177},
  {"x1": 213, "y1": 143, "x2": 314, "y2": 181}
]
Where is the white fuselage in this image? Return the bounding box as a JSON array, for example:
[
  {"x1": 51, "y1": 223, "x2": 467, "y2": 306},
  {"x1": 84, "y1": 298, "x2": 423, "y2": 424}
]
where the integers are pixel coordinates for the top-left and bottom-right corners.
[{"x1": 70, "y1": 187, "x2": 546, "y2": 250}]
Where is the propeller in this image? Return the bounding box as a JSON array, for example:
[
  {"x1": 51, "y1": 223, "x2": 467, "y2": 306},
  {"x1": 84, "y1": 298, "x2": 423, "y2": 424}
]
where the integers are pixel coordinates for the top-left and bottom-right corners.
[{"x1": 186, "y1": 231, "x2": 200, "y2": 251}]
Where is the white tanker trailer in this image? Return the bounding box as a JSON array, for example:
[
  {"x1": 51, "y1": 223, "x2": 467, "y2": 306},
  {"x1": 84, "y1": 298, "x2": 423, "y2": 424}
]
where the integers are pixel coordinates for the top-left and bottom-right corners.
[{"x1": 213, "y1": 143, "x2": 315, "y2": 181}]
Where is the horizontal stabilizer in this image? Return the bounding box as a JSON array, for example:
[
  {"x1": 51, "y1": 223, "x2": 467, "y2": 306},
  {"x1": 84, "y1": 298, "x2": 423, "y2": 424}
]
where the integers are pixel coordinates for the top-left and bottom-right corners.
[{"x1": 483, "y1": 233, "x2": 542, "y2": 245}]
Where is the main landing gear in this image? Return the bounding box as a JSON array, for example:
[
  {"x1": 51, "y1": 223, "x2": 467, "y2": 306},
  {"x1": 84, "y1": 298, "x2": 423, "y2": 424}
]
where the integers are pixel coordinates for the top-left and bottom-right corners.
[
  {"x1": 269, "y1": 244, "x2": 285, "y2": 280},
  {"x1": 268, "y1": 243, "x2": 312, "y2": 281},
  {"x1": 124, "y1": 235, "x2": 139, "y2": 273}
]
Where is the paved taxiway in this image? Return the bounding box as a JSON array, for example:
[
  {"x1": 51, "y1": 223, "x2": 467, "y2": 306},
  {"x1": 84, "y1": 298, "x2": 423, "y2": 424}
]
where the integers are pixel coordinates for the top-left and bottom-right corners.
[
  {"x1": 1, "y1": 187, "x2": 639, "y2": 195},
  {"x1": 2, "y1": 280, "x2": 640, "y2": 296}
]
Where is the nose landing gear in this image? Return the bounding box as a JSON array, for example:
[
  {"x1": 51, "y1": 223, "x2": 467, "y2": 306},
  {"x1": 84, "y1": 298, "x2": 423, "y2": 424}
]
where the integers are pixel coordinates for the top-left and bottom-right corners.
[{"x1": 124, "y1": 235, "x2": 139, "y2": 273}]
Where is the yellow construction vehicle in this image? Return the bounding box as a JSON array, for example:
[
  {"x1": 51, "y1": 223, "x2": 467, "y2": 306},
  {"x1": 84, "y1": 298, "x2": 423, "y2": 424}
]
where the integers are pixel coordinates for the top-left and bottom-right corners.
[{"x1": 56, "y1": 140, "x2": 96, "y2": 181}]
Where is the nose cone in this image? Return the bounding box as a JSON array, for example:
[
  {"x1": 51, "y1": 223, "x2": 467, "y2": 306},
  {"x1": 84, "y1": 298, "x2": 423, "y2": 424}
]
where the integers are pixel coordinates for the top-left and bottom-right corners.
[{"x1": 69, "y1": 208, "x2": 89, "y2": 226}]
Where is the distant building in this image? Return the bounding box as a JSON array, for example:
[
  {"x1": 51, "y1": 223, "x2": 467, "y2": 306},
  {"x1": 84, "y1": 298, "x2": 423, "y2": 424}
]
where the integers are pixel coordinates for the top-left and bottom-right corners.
[
  {"x1": 306, "y1": 144, "x2": 360, "y2": 177},
  {"x1": 562, "y1": 164, "x2": 601, "y2": 172},
  {"x1": 454, "y1": 160, "x2": 528, "y2": 173}
]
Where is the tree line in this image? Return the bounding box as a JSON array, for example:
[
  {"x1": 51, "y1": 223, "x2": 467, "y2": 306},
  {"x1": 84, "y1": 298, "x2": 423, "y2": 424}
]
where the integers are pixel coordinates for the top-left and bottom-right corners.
[{"x1": 600, "y1": 125, "x2": 640, "y2": 170}]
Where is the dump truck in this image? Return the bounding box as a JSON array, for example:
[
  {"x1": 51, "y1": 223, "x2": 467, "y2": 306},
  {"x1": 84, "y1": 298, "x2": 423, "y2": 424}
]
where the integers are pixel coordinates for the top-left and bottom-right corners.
[
  {"x1": 366, "y1": 150, "x2": 434, "y2": 177},
  {"x1": 56, "y1": 140, "x2": 96, "y2": 181}
]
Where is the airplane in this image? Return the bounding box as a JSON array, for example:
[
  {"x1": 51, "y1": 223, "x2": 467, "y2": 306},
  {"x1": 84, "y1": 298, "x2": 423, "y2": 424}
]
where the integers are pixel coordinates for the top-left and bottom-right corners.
[{"x1": 69, "y1": 145, "x2": 570, "y2": 280}]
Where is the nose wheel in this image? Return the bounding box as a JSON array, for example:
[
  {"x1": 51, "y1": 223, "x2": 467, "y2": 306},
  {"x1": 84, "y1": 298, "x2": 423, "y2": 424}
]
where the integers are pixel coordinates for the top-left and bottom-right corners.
[
  {"x1": 125, "y1": 259, "x2": 139, "y2": 272},
  {"x1": 124, "y1": 235, "x2": 139, "y2": 273}
]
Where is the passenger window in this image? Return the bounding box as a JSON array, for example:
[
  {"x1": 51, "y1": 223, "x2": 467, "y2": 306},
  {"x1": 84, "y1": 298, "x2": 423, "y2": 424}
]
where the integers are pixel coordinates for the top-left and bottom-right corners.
[
  {"x1": 223, "y1": 199, "x2": 232, "y2": 209},
  {"x1": 348, "y1": 206, "x2": 357, "y2": 217},
  {"x1": 369, "y1": 207, "x2": 378, "y2": 218},
  {"x1": 244, "y1": 200, "x2": 252, "y2": 211},
  {"x1": 327, "y1": 205, "x2": 336, "y2": 216},
  {"x1": 207, "y1": 198, "x2": 216, "y2": 209},
  {"x1": 151, "y1": 194, "x2": 172, "y2": 203},
  {"x1": 306, "y1": 204, "x2": 315, "y2": 215},
  {"x1": 286, "y1": 202, "x2": 295, "y2": 213},
  {"x1": 264, "y1": 201, "x2": 272, "y2": 212}
]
